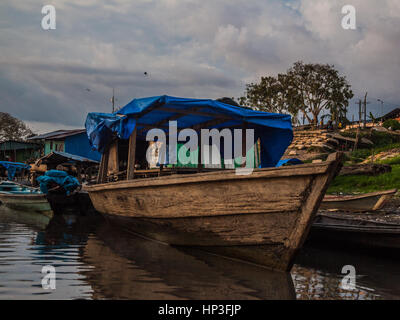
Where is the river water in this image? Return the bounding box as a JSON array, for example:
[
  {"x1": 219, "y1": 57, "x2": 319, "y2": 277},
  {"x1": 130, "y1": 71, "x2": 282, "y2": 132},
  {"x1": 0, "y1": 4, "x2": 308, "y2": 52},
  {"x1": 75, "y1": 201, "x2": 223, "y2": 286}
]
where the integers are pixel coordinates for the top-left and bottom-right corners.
[{"x1": 0, "y1": 206, "x2": 399, "y2": 300}]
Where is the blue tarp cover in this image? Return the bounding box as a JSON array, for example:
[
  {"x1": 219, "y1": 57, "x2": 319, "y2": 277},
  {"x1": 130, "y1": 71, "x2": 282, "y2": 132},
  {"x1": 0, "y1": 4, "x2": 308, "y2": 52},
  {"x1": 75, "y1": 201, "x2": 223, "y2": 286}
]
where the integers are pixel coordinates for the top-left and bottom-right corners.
[
  {"x1": 37, "y1": 170, "x2": 80, "y2": 195},
  {"x1": 276, "y1": 158, "x2": 303, "y2": 167},
  {"x1": 85, "y1": 95, "x2": 293, "y2": 168},
  {"x1": 0, "y1": 161, "x2": 31, "y2": 180}
]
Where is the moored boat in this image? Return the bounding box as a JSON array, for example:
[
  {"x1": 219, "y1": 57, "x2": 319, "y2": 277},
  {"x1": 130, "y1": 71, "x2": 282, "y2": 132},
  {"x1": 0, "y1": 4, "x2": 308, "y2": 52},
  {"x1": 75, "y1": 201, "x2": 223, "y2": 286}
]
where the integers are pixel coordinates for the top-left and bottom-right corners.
[
  {"x1": 0, "y1": 181, "x2": 53, "y2": 218},
  {"x1": 83, "y1": 95, "x2": 343, "y2": 272},
  {"x1": 321, "y1": 189, "x2": 397, "y2": 212},
  {"x1": 309, "y1": 212, "x2": 400, "y2": 249}
]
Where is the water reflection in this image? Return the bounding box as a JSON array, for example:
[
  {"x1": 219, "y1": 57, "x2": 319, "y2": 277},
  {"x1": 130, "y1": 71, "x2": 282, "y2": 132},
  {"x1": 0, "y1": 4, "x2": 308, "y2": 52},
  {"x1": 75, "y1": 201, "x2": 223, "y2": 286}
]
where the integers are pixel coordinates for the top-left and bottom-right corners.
[
  {"x1": 1, "y1": 206, "x2": 400, "y2": 300},
  {"x1": 0, "y1": 207, "x2": 95, "y2": 299},
  {"x1": 82, "y1": 223, "x2": 295, "y2": 299},
  {"x1": 293, "y1": 243, "x2": 400, "y2": 300},
  {"x1": 0, "y1": 207, "x2": 295, "y2": 299}
]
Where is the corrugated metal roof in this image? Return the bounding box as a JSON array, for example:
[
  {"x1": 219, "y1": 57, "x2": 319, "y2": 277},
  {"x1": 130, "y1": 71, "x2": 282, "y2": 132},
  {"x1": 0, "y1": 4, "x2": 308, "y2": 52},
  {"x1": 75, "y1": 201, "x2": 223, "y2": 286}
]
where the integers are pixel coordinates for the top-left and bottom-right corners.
[
  {"x1": 28, "y1": 129, "x2": 86, "y2": 141},
  {"x1": 38, "y1": 151, "x2": 99, "y2": 165}
]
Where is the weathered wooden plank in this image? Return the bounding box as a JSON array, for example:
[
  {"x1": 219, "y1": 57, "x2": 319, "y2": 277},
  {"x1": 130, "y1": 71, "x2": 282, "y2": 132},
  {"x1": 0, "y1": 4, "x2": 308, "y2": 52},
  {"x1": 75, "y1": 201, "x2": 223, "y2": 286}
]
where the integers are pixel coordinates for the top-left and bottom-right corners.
[
  {"x1": 87, "y1": 161, "x2": 331, "y2": 191},
  {"x1": 97, "y1": 149, "x2": 109, "y2": 183},
  {"x1": 107, "y1": 141, "x2": 119, "y2": 175},
  {"x1": 127, "y1": 126, "x2": 137, "y2": 180},
  {"x1": 88, "y1": 175, "x2": 311, "y2": 218},
  {"x1": 103, "y1": 211, "x2": 298, "y2": 246}
]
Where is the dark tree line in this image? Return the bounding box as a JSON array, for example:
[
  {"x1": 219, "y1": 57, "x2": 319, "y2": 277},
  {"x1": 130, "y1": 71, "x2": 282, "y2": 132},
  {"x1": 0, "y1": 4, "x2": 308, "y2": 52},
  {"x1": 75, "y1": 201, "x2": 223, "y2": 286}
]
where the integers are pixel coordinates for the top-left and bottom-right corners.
[
  {"x1": 238, "y1": 61, "x2": 354, "y2": 126},
  {"x1": 0, "y1": 112, "x2": 34, "y2": 142}
]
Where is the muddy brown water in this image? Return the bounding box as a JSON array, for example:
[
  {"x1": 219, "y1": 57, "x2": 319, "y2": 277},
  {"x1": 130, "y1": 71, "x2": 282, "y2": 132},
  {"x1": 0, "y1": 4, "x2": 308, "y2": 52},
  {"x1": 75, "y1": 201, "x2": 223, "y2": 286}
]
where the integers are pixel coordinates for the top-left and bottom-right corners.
[{"x1": 0, "y1": 206, "x2": 399, "y2": 300}]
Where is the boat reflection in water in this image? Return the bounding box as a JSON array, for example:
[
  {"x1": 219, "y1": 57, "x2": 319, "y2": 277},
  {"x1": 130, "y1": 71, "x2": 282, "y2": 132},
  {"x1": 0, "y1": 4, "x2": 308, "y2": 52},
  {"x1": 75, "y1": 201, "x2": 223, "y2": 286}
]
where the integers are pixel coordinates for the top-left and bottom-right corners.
[
  {"x1": 81, "y1": 223, "x2": 296, "y2": 300},
  {"x1": 4, "y1": 207, "x2": 398, "y2": 300},
  {"x1": 0, "y1": 206, "x2": 295, "y2": 300},
  {"x1": 0, "y1": 205, "x2": 52, "y2": 231}
]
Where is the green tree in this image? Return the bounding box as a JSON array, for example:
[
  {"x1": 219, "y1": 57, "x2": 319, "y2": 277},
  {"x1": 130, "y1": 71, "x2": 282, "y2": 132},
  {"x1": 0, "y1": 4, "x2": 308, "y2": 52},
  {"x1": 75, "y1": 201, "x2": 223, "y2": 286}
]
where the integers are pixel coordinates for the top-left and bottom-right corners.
[
  {"x1": 0, "y1": 112, "x2": 34, "y2": 142},
  {"x1": 239, "y1": 61, "x2": 354, "y2": 126}
]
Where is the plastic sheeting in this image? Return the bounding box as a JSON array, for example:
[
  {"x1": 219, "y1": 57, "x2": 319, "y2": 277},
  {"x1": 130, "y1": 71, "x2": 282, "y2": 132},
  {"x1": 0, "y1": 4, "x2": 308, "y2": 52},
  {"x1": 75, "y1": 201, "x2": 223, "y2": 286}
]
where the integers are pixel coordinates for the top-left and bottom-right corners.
[
  {"x1": 85, "y1": 95, "x2": 293, "y2": 168},
  {"x1": 37, "y1": 170, "x2": 80, "y2": 195},
  {"x1": 276, "y1": 158, "x2": 303, "y2": 167},
  {"x1": 0, "y1": 161, "x2": 31, "y2": 180}
]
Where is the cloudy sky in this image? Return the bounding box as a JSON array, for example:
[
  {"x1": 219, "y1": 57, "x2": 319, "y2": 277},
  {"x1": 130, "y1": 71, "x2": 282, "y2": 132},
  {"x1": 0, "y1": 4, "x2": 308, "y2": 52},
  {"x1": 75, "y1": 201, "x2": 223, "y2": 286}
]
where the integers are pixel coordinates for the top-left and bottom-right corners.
[{"x1": 1, "y1": 0, "x2": 399, "y2": 133}]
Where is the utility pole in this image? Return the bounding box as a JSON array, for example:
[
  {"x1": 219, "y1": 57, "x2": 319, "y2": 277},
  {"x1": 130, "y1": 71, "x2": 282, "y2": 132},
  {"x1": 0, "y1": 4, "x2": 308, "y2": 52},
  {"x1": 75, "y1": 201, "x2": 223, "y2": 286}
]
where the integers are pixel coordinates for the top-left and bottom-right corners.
[
  {"x1": 357, "y1": 99, "x2": 362, "y2": 128},
  {"x1": 363, "y1": 92, "x2": 369, "y2": 128},
  {"x1": 377, "y1": 99, "x2": 384, "y2": 118},
  {"x1": 111, "y1": 88, "x2": 115, "y2": 113}
]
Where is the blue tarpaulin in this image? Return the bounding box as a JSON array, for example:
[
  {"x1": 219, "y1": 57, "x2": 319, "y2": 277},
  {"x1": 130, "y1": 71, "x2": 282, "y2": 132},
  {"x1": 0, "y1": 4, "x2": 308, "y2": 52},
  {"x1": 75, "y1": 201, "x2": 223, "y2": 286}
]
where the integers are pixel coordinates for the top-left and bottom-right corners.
[
  {"x1": 0, "y1": 161, "x2": 31, "y2": 180},
  {"x1": 85, "y1": 95, "x2": 293, "y2": 168},
  {"x1": 276, "y1": 158, "x2": 303, "y2": 167},
  {"x1": 37, "y1": 170, "x2": 80, "y2": 195}
]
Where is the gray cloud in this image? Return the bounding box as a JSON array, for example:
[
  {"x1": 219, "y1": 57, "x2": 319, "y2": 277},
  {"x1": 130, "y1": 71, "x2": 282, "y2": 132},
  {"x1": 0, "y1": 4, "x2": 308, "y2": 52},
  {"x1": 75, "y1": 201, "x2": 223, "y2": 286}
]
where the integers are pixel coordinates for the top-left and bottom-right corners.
[{"x1": 0, "y1": 0, "x2": 399, "y2": 131}]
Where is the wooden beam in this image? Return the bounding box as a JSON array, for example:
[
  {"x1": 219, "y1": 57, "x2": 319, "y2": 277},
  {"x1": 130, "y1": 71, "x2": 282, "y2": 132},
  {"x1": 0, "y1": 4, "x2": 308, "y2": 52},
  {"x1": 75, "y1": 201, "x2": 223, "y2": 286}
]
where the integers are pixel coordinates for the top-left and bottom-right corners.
[
  {"x1": 107, "y1": 140, "x2": 119, "y2": 175},
  {"x1": 97, "y1": 147, "x2": 109, "y2": 184},
  {"x1": 127, "y1": 126, "x2": 137, "y2": 180},
  {"x1": 241, "y1": 123, "x2": 247, "y2": 168},
  {"x1": 197, "y1": 131, "x2": 202, "y2": 172}
]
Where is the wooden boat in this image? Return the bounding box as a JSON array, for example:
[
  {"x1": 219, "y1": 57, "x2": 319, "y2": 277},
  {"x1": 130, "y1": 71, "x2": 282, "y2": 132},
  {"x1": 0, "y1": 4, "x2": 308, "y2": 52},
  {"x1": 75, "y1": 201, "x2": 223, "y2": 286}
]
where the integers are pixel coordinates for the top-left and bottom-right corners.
[
  {"x1": 86, "y1": 152, "x2": 342, "y2": 272},
  {"x1": 0, "y1": 181, "x2": 53, "y2": 218},
  {"x1": 309, "y1": 213, "x2": 400, "y2": 249},
  {"x1": 321, "y1": 189, "x2": 397, "y2": 212},
  {"x1": 84, "y1": 96, "x2": 343, "y2": 272}
]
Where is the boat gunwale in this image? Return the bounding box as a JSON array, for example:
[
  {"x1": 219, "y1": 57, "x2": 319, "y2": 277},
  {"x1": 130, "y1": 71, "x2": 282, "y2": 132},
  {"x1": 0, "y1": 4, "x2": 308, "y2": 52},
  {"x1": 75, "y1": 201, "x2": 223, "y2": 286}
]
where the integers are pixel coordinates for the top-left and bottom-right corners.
[
  {"x1": 323, "y1": 189, "x2": 398, "y2": 202},
  {"x1": 317, "y1": 213, "x2": 400, "y2": 226},
  {"x1": 0, "y1": 192, "x2": 47, "y2": 200},
  {"x1": 85, "y1": 160, "x2": 336, "y2": 192},
  {"x1": 313, "y1": 222, "x2": 400, "y2": 234}
]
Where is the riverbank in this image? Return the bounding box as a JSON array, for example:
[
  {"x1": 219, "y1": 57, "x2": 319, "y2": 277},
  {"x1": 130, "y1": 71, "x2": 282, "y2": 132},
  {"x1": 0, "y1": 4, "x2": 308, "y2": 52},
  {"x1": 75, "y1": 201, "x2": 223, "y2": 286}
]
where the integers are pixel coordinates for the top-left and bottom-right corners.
[{"x1": 324, "y1": 130, "x2": 400, "y2": 195}]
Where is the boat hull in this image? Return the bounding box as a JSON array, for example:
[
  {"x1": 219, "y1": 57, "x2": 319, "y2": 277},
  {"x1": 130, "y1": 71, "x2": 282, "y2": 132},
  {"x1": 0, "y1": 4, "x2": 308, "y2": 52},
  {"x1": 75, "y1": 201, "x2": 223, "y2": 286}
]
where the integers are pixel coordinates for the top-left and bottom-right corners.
[
  {"x1": 310, "y1": 214, "x2": 400, "y2": 249},
  {"x1": 321, "y1": 189, "x2": 397, "y2": 212},
  {"x1": 46, "y1": 191, "x2": 99, "y2": 216},
  {"x1": 0, "y1": 193, "x2": 53, "y2": 218},
  {"x1": 86, "y1": 154, "x2": 342, "y2": 272}
]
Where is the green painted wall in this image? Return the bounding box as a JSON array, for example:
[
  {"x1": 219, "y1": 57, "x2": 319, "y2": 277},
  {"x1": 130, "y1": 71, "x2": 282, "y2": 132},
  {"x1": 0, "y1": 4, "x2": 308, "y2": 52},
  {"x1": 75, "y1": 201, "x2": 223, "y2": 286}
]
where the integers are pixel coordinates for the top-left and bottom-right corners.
[
  {"x1": 167, "y1": 143, "x2": 260, "y2": 169},
  {"x1": 44, "y1": 140, "x2": 64, "y2": 155}
]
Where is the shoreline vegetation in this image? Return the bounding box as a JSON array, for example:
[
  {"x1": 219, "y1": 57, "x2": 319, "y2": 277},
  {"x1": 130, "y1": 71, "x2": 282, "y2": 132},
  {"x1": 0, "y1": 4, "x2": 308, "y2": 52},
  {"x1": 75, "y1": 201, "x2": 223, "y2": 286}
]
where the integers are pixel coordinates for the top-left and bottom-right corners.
[{"x1": 326, "y1": 130, "x2": 400, "y2": 195}]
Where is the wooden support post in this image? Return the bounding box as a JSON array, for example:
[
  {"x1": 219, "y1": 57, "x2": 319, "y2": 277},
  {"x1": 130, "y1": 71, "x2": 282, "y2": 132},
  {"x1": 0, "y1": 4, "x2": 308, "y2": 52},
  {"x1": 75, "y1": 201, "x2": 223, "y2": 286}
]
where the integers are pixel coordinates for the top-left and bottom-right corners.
[
  {"x1": 97, "y1": 148, "x2": 109, "y2": 184},
  {"x1": 76, "y1": 164, "x2": 82, "y2": 184},
  {"x1": 197, "y1": 131, "x2": 202, "y2": 172},
  {"x1": 241, "y1": 123, "x2": 247, "y2": 168},
  {"x1": 108, "y1": 140, "x2": 119, "y2": 175},
  {"x1": 127, "y1": 126, "x2": 137, "y2": 180}
]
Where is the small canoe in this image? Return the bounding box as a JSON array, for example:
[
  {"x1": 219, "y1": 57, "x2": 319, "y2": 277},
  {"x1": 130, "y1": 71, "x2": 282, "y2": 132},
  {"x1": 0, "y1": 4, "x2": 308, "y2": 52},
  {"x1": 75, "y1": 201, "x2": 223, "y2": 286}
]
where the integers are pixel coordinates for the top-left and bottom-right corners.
[
  {"x1": 309, "y1": 213, "x2": 400, "y2": 249},
  {"x1": 0, "y1": 181, "x2": 53, "y2": 218},
  {"x1": 321, "y1": 189, "x2": 398, "y2": 212}
]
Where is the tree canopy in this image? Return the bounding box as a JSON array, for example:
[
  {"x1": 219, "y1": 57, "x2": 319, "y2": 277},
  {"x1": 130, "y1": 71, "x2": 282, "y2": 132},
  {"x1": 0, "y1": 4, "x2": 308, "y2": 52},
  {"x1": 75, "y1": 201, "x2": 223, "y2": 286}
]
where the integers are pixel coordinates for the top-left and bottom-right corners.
[
  {"x1": 0, "y1": 112, "x2": 34, "y2": 142},
  {"x1": 239, "y1": 61, "x2": 354, "y2": 125}
]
